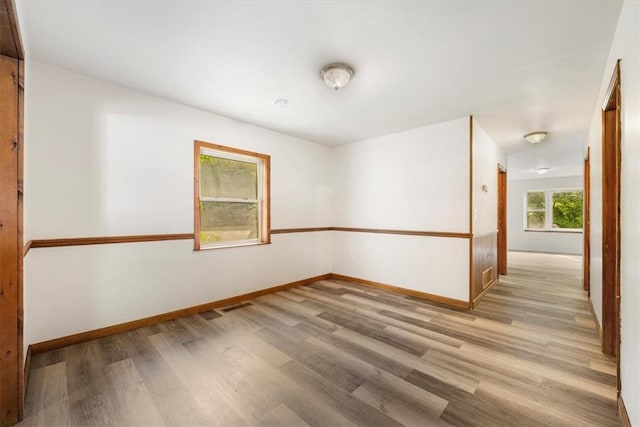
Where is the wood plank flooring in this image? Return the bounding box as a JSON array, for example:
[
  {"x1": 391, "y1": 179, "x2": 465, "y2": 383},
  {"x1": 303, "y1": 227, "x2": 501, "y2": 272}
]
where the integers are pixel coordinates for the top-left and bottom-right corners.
[{"x1": 20, "y1": 252, "x2": 619, "y2": 426}]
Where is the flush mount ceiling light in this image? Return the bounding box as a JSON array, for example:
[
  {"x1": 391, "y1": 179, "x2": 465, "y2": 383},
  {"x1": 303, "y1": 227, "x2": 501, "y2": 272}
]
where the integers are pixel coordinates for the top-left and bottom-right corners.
[
  {"x1": 524, "y1": 131, "x2": 548, "y2": 144},
  {"x1": 273, "y1": 98, "x2": 289, "y2": 108},
  {"x1": 320, "y1": 63, "x2": 354, "y2": 91},
  {"x1": 536, "y1": 167, "x2": 550, "y2": 175}
]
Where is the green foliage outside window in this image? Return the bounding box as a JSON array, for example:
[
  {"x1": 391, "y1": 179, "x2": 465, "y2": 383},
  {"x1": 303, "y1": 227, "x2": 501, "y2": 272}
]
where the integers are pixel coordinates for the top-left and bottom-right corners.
[
  {"x1": 526, "y1": 192, "x2": 545, "y2": 229},
  {"x1": 525, "y1": 189, "x2": 583, "y2": 230},
  {"x1": 527, "y1": 191, "x2": 545, "y2": 210},
  {"x1": 552, "y1": 191, "x2": 583, "y2": 229}
]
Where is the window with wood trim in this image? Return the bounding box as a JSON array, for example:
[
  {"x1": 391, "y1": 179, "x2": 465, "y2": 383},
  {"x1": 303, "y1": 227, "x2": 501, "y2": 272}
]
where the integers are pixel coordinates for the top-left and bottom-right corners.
[
  {"x1": 525, "y1": 189, "x2": 583, "y2": 231},
  {"x1": 194, "y1": 141, "x2": 270, "y2": 249}
]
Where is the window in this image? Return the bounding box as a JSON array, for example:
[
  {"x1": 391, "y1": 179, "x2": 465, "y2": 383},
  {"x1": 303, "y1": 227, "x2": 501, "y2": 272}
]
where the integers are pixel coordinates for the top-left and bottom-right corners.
[
  {"x1": 525, "y1": 189, "x2": 583, "y2": 231},
  {"x1": 194, "y1": 141, "x2": 270, "y2": 249},
  {"x1": 526, "y1": 191, "x2": 546, "y2": 229}
]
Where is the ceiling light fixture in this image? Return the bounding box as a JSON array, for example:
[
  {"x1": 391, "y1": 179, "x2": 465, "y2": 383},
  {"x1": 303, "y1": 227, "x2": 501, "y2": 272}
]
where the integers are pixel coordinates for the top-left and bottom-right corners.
[
  {"x1": 524, "y1": 131, "x2": 548, "y2": 144},
  {"x1": 320, "y1": 63, "x2": 354, "y2": 91},
  {"x1": 536, "y1": 167, "x2": 550, "y2": 175},
  {"x1": 273, "y1": 98, "x2": 289, "y2": 108}
]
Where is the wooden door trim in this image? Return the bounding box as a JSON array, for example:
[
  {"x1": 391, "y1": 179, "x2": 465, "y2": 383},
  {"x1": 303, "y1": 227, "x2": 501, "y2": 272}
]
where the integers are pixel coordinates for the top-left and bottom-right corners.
[
  {"x1": 0, "y1": 0, "x2": 24, "y2": 60},
  {"x1": 600, "y1": 60, "x2": 621, "y2": 399},
  {"x1": 497, "y1": 164, "x2": 507, "y2": 276},
  {"x1": 468, "y1": 116, "x2": 474, "y2": 308},
  {"x1": 583, "y1": 147, "x2": 590, "y2": 293},
  {"x1": 0, "y1": 1, "x2": 24, "y2": 424}
]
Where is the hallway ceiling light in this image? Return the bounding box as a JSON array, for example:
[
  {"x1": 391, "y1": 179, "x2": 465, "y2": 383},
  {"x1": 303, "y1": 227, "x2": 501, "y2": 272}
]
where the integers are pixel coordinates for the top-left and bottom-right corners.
[
  {"x1": 320, "y1": 63, "x2": 354, "y2": 91},
  {"x1": 524, "y1": 131, "x2": 547, "y2": 144},
  {"x1": 536, "y1": 167, "x2": 550, "y2": 175},
  {"x1": 273, "y1": 98, "x2": 289, "y2": 108}
]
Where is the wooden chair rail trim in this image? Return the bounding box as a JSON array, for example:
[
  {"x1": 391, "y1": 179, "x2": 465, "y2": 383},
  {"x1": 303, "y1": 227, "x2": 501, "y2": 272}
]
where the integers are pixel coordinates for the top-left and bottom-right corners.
[
  {"x1": 271, "y1": 227, "x2": 333, "y2": 234},
  {"x1": 331, "y1": 227, "x2": 471, "y2": 239},
  {"x1": 26, "y1": 233, "x2": 194, "y2": 252},
  {"x1": 30, "y1": 273, "x2": 332, "y2": 354},
  {"x1": 329, "y1": 273, "x2": 470, "y2": 309},
  {"x1": 23, "y1": 240, "x2": 31, "y2": 256},
  {"x1": 24, "y1": 227, "x2": 471, "y2": 256}
]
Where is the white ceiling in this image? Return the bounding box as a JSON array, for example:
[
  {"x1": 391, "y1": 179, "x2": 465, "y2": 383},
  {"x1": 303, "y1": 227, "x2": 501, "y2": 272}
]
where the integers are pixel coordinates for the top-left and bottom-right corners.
[
  {"x1": 507, "y1": 142, "x2": 585, "y2": 181},
  {"x1": 18, "y1": 0, "x2": 622, "y2": 175}
]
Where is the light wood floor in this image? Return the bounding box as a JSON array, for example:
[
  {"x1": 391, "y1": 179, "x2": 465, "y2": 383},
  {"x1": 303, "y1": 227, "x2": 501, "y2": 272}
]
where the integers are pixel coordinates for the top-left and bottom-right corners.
[{"x1": 21, "y1": 252, "x2": 619, "y2": 426}]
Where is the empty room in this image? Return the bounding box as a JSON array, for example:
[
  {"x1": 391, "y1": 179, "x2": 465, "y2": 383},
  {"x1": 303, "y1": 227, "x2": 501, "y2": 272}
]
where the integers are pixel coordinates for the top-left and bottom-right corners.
[{"x1": 1, "y1": 0, "x2": 639, "y2": 426}]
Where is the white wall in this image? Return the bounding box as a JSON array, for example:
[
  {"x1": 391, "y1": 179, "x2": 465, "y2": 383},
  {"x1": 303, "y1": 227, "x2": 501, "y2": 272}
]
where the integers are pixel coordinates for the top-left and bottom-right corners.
[
  {"x1": 24, "y1": 64, "x2": 477, "y2": 346},
  {"x1": 587, "y1": 1, "x2": 640, "y2": 423},
  {"x1": 331, "y1": 233, "x2": 469, "y2": 301},
  {"x1": 507, "y1": 176, "x2": 583, "y2": 255},
  {"x1": 331, "y1": 117, "x2": 470, "y2": 302},
  {"x1": 473, "y1": 118, "x2": 507, "y2": 235},
  {"x1": 24, "y1": 61, "x2": 333, "y2": 346}
]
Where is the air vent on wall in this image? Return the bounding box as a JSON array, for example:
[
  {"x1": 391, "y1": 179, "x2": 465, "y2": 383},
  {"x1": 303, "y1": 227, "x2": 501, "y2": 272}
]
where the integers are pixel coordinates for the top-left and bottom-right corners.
[{"x1": 482, "y1": 267, "x2": 494, "y2": 289}]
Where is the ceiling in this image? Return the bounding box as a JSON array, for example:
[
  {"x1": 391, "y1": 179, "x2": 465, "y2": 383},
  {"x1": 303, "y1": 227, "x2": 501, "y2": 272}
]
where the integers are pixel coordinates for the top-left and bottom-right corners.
[{"x1": 18, "y1": 1, "x2": 622, "y2": 175}]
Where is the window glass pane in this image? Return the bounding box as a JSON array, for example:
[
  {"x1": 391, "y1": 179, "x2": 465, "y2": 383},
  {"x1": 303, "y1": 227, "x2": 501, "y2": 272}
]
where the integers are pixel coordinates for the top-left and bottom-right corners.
[
  {"x1": 527, "y1": 192, "x2": 545, "y2": 210},
  {"x1": 552, "y1": 191, "x2": 583, "y2": 229},
  {"x1": 527, "y1": 212, "x2": 546, "y2": 229},
  {"x1": 200, "y1": 154, "x2": 257, "y2": 199},
  {"x1": 199, "y1": 201, "x2": 258, "y2": 244}
]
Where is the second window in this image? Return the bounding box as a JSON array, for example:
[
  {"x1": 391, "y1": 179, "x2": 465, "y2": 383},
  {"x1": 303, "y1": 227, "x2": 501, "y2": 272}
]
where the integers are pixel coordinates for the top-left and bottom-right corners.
[{"x1": 525, "y1": 189, "x2": 583, "y2": 231}]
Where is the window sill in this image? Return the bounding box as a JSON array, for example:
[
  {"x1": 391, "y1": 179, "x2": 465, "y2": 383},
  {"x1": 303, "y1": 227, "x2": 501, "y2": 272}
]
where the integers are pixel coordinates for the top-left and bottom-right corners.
[
  {"x1": 195, "y1": 241, "x2": 271, "y2": 251},
  {"x1": 524, "y1": 229, "x2": 582, "y2": 234}
]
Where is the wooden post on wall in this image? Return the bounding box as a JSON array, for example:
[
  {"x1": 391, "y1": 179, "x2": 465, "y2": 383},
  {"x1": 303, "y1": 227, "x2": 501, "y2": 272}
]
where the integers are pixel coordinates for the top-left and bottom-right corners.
[
  {"x1": 0, "y1": 0, "x2": 24, "y2": 424},
  {"x1": 0, "y1": 53, "x2": 21, "y2": 427}
]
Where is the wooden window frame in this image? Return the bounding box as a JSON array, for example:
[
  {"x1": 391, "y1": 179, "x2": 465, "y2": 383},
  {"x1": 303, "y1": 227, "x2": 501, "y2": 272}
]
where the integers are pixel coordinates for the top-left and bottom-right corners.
[
  {"x1": 193, "y1": 140, "x2": 270, "y2": 250},
  {"x1": 524, "y1": 188, "x2": 584, "y2": 232}
]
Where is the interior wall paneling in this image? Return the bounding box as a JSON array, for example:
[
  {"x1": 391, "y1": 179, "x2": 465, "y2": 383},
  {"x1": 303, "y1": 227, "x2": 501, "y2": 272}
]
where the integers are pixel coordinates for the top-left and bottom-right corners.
[{"x1": 471, "y1": 232, "x2": 498, "y2": 304}]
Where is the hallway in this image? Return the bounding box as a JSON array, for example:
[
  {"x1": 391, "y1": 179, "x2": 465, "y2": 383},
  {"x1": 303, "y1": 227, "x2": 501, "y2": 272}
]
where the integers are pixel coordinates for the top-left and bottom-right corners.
[
  {"x1": 21, "y1": 252, "x2": 619, "y2": 426},
  {"x1": 473, "y1": 251, "x2": 619, "y2": 424}
]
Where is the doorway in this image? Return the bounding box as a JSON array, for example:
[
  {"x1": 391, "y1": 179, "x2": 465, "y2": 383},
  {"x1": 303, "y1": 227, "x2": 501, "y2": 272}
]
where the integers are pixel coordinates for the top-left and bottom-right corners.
[
  {"x1": 497, "y1": 164, "x2": 507, "y2": 276},
  {"x1": 600, "y1": 61, "x2": 621, "y2": 379}
]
